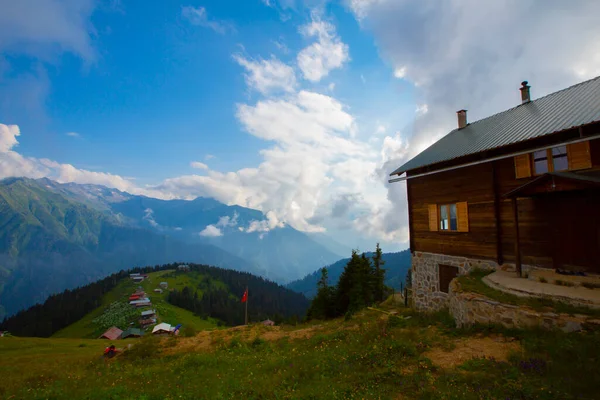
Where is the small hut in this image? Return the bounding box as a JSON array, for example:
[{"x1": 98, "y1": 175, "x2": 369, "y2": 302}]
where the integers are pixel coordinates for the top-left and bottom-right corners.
[
  {"x1": 261, "y1": 319, "x2": 275, "y2": 327},
  {"x1": 120, "y1": 328, "x2": 144, "y2": 339},
  {"x1": 159, "y1": 282, "x2": 168, "y2": 289},
  {"x1": 99, "y1": 326, "x2": 123, "y2": 340},
  {"x1": 152, "y1": 323, "x2": 172, "y2": 336}
]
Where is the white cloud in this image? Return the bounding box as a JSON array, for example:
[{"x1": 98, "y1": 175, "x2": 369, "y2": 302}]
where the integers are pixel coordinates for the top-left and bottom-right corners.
[
  {"x1": 205, "y1": 154, "x2": 216, "y2": 160},
  {"x1": 328, "y1": 82, "x2": 335, "y2": 91},
  {"x1": 216, "y1": 212, "x2": 239, "y2": 228},
  {"x1": 393, "y1": 66, "x2": 406, "y2": 79},
  {"x1": 0, "y1": 124, "x2": 20, "y2": 153},
  {"x1": 233, "y1": 54, "x2": 296, "y2": 94},
  {"x1": 199, "y1": 225, "x2": 223, "y2": 237},
  {"x1": 143, "y1": 208, "x2": 159, "y2": 227},
  {"x1": 415, "y1": 104, "x2": 428, "y2": 116},
  {"x1": 66, "y1": 131, "x2": 80, "y2": 137},
  {"x1": 0, "y1": 0, "x2": 97, "y2": 61},
  {"x1": 190, "y1": 161, "x2": 209, "y2": 170},
  {"x1": 297, "y1": 16, "x2": 350, "y2": 82},
  {"x1": 345, "y1": 0, "x2": 600, "y2": 245},
  {"x1": 181, "y1": 6, "x2": 233, "y2": 34}
]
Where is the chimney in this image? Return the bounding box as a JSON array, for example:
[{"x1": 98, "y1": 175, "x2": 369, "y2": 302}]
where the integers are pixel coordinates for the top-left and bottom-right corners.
[
  {"x1": 457, "y1": 109, "x2": 467, "y2": 129},
  {"x1": 520, "y1": 81, "x2": 531, "y2": 104}
]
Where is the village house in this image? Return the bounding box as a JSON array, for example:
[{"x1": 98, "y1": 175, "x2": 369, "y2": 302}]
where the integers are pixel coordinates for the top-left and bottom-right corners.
[
  {"x1": 99, "y1": 326, "x2": 123, "y2": 340},
  {"x1": 152, "y1": 322, "x2": 172, "y2": 336},
  {"x1": 390, "y1": 77, "x2": 600, "y2": 311},
  {"x1": 141, "y1": 309, "x2": 156, "y2": 319},
  {"x1": 120, "y1": 328, "x2": 144, "y2": 339},
  {"x1": 153, "y1": 288, "x2": 163, "y2": 294},
  {"x1": 261, "y1": 319, "x2": 275, "y2": 327},
  {"x1": 139, "y1": 318, "x2": 156, "y2": 328},
  {"x1": 159, "y1": 282, "x2": 168, "y2": 289},
  {"x1": 129, "y1": 298, "x2": 152, "y2": 307}
]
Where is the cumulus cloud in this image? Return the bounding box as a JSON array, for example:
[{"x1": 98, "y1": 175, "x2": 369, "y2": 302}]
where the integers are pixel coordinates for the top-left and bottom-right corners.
[
  {"x1": 297, "y1": 16, "x2": 350, "y2": 82},
  {"x1": 199, "y1": 225, "x2": 223, "y2": 237},
  {"x1": 181, "y1": 6, "x2": 234, "y2": 34},
  {"x1": 343, "y1": 0, "x2": 600, "y2": 245},
  {"x1": 190, "y1": 161, "x2": 209, "y2": 170},
  {"x1": 233, "y1": 54, "x2": 297, "y2": 94},
  {"x1": 0, "y1": 124, "x2": 20, "y2": 152},
  {"x1": 244, "y1": 211, "x2": 284, "y2": 233}
]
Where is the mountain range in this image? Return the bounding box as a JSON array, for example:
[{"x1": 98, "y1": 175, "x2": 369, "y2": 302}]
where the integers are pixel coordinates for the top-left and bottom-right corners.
[{"x1": 0, "y1": 177, "x2": 343, "y2": 319}]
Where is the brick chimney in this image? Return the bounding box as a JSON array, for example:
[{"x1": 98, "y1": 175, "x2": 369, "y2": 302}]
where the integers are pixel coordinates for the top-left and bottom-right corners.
[
  {"x1": 457, "y1": 109, "x2": 467, "y2": 129},
  {"x1": 520, "y1": 81, "x2": 531, "y2": 104}
]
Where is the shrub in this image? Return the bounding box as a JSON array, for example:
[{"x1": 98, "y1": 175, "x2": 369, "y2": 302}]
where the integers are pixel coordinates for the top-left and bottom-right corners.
[
  {"x1": 180, "y1": 326, "x2": 197, "y2": 337},
  {"x1": 122, "y1": 336, "x2": 161, "y2": 361},
  {"x1": 538, "y1": 277, "x2": 548, "y2": 283}
]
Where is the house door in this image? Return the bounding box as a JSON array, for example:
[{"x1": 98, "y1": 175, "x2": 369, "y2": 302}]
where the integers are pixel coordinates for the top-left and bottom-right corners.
[{"x1": 551, "y1": 191, "x2": 600, "y2": 274}]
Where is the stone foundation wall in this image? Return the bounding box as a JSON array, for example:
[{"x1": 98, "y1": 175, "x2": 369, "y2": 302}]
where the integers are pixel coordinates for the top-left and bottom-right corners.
[
  {"x1": 412, "y1": 251, "x2": 497, "y2": 311},
  {"x1": 448, "y1": 280, "x2": 600, "y2": 333}
]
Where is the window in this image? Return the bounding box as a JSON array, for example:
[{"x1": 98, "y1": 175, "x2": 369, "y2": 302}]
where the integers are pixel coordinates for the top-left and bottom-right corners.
[
  {"x1": 429, "y1": 202, "x2": 468, "y2": 232},
  {"x1": 440, "y1": 204, "x2": 457, "y2": 231},
  {"x1": 533, "y1": 150, "x2": 549, "y2": 174},
  {"x1": 552, "y1": 145, "x2": 568, "y2": 171},
  {"x1": 439, "y1": 264, "x2": 459, "y2": 293},
  {"x1": 514, "y1": 140, "x2": 592, "y2": 179}
]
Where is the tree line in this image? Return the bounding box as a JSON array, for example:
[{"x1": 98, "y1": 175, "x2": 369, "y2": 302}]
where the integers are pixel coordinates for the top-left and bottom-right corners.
[
  {"x1": 307, "y1": 244, "x2": 392, "y2": 320},
  {"x1": 0, "y1": 262, "x2": 309, "y2": 337}
]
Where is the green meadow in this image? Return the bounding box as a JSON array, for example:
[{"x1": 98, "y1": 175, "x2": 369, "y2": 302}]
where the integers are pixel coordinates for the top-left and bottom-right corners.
[{"x1": 3, "y1": 299, "x2": 600, "y2": 399}]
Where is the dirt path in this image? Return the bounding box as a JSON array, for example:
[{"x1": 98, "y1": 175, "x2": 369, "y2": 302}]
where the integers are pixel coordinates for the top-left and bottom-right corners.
[{"x1": 424, "y1": 334, "x2": 521, "y2": 368}]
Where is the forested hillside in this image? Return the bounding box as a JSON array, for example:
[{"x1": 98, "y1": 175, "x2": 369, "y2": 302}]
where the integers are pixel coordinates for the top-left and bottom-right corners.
[
  {"x1": 287, "y1": 249, "x2": 411, "y2": 298},
  {"x1": 0, "y1": 263, "x2": 309, "y2": 337}
]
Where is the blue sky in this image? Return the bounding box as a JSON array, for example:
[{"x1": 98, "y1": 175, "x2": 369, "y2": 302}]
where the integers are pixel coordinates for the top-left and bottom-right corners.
[
  {"x1": 4, "y1": 1, "x2": 411, "y2": 182},
  {"x1": 2, "y1": 0, "x2": 600, "y2": 252}
]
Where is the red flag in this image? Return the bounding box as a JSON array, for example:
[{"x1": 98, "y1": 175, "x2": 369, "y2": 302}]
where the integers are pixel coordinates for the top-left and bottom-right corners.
[{"x1": 241, "y1": 289, "x2": 248, "y2": 303}]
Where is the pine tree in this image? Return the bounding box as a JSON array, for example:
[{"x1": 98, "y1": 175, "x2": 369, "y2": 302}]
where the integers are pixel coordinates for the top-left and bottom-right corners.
[{"x1": 372, "y1": 243, "x2": 387, "y2": 302}]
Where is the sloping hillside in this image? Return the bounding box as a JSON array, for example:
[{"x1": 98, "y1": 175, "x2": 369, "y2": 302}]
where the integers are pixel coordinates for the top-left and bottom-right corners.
[
  {"x1": 287, "y1": 250, "x2": 411, "y2": 298},
  {"x1": 1, "y1": 262, "x2": 309, "y2": 338},
  {"x1": 53, "y1": 270, "x2": 219, "y2": 339}
]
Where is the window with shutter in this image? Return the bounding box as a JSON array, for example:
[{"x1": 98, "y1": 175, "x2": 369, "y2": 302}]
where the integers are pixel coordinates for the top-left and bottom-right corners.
[
  {"x1": 567, "y1": 141, "x2": 592, "y2": 170},
  {"x1": 514, "y1": 154, "x2": 532, "y2": 179},
  {"x1": 428, "y1": 205, "x2": 438, "y2": 232}
]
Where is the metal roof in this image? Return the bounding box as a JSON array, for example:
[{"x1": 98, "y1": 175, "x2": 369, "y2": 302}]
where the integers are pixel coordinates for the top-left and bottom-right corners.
[{"x1": 391, "y1": 76, "x2": 600, "y2": 175}]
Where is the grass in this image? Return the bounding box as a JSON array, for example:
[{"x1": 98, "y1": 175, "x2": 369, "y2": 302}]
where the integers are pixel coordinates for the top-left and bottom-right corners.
[
  {"x1": 2, "y1": 305, "x2": 600, "y2": 399},
  {"x1": 53, "y1": 270, "x2": 218, "y2": 339},
  {"x1": 456, "y1": 269, "x2": 600, "y2": 317}
]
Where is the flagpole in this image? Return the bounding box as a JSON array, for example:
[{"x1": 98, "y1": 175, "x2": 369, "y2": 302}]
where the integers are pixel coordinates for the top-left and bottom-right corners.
[{"x1": 245, "y1": 286, "x2": 248, "y2": 325}]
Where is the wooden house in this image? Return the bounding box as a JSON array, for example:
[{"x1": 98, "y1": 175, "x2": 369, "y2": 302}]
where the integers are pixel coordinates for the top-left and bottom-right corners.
[
  {"x1": 389, "y1": 77, "x2": 600, "y2": 311},
  {"x1": 120, "y1": 328, "x2": 144, "y2": 339},
  {"x1": 99, "y1": 326, "x2": 123, "y2": 340}
]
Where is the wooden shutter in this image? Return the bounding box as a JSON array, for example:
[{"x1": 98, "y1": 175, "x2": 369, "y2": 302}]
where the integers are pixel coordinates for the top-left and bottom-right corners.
[
  {"x1": 514, "y1": 154, "x2": 532, "y2": 179},
  {"x1": 567, "y1": 141, "x2": 592, "y2": 170},
  {"x1": 456, "y1": 202, "x2": 469, "y2": 232},
  {"x1": 428, "y1": 205, "x2": 438, "y2": 232}
]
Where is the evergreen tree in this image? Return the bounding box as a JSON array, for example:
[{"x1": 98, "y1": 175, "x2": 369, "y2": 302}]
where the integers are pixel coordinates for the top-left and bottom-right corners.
[
  {"x1": 307, "y1": 268, "x2": 336, "y2": 320},
  {"x1": 372, "y1": 243, "x2": 387, "y2": 302}
]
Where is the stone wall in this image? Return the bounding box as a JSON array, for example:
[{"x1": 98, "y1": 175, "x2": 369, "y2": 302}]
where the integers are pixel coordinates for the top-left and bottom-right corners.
[
  {"x1": 411, "y1": 251, "x2": 497, "y2": 311},
  {"x1": 448, "y1": 280, "x2": 600, "y2": 333}
]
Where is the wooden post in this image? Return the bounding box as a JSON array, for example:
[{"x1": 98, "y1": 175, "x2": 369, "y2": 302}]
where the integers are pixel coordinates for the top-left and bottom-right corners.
[
  {"x1": 511, "y1": 197, "x2": 522, "y2": 277},
  {"x1": 245, "y1": 286, "x2": 248, "y2": 326}
]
